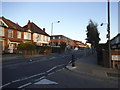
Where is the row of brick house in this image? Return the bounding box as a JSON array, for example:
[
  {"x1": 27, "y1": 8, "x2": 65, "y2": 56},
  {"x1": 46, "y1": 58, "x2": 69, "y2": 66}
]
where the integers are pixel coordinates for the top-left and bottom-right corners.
[
  {"x1": 0, "y1": 17, "x2": 50, "y2": 53},
  {"x1": 0, "y1": 17, "x2": 89, "y2": 54}
]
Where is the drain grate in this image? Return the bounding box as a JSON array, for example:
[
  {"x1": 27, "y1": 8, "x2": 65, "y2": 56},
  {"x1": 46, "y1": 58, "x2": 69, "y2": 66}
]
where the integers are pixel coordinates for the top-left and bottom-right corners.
[{"x1": 107, "y1": 72, "x2": 120, "y2": 78}]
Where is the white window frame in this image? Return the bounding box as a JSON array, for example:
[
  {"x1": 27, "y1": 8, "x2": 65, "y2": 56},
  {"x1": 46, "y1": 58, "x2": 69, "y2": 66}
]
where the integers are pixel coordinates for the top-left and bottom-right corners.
[
  {"x1": 24, "y1": 32, "x2": 31, "y2": 40},
  {"x1": 0, "y1": 27, "x2": 4, "y2": 36},
  {"x1": 8, "y1": 30, "x2": 13, "y2": 38},
  {"x1": 17, "y1": 31, "x2": 21, "y2": 39},
  {"x1": 43, "y1": 36, "x2": 45, "y2": 41},
  {"x1": 53, "y1": 37, "x2": 55, "y2": 39},
  {"x1": 59, "y1": 36, "x2": 61, "y2": 39},
  {"x1": 38, "y1": 34, "x2": 41, "y2": 41}
]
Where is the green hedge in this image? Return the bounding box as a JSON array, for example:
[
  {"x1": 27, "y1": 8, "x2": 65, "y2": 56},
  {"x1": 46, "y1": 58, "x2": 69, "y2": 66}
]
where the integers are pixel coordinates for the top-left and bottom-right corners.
[{"x1": 17, "y1": 42, "x2": 51, "y2": 55}]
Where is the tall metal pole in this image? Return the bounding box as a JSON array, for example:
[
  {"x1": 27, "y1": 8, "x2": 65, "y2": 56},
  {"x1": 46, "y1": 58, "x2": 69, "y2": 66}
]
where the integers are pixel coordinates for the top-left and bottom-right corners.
[
  {"x1": 107, "y1": 0, "x2": 111, "y2": 68},
  {"x1": 50, "y1": 21, "x2": 60, "y2": 47},
  {"x1": 51, "y1": 22, "x2": 53, "y2": 36}
]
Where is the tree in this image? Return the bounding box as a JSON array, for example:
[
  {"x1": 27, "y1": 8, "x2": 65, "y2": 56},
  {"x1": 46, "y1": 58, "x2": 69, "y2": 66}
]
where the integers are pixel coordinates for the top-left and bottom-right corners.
[
  {"x1": 60, "y1": 42, "x2": 67, "y2": 52},
  {"x1": 86, "y1": 20, "x2": 101, "y2": 48}
]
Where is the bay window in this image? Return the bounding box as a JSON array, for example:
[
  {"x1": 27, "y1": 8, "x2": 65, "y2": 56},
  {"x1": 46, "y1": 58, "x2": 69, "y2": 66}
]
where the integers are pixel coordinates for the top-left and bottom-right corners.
[{"x1": 24, "y1": 32, "x2": 31, "y2": 40}]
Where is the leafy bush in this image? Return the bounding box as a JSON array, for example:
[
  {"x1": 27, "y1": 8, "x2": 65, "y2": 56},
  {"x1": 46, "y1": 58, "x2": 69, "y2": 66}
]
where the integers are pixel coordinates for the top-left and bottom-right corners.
[
  {"x1": 17, "y1": 42, "x2": 36, "y2": 55},
  {"x1": 35, "y1": 46, "x2": 52, "y2": 54}
]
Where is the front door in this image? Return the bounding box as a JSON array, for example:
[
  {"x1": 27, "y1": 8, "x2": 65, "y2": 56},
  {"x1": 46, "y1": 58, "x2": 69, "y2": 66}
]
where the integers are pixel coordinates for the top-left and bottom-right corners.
[{"x1": 8, "y1": 44, "x2": 13, "y2": 53}]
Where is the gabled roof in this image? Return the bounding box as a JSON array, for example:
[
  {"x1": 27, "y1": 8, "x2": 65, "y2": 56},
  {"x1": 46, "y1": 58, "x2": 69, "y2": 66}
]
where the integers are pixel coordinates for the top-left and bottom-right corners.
[
  {"x1": 23, "y1": 20, "x2": 50, "y2": 36},
  {"x1": 0, "y1": 16, "x2": 24, "y2": 31},
  {"x1": 111, "y1": 33, "x2": 120, "y2": 41}
]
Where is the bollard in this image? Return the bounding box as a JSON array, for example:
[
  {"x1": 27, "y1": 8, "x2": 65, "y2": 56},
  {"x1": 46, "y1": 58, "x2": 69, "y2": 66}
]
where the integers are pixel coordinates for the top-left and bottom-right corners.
[{"x1": 72, "y1": 54, "x2": 75, "y2": 67}]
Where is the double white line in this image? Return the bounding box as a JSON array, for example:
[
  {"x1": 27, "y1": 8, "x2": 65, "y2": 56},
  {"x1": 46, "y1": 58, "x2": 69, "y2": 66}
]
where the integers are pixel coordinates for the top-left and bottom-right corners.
[{"x1": 1, "y1": 63, "x2": 67, "y2": 88}]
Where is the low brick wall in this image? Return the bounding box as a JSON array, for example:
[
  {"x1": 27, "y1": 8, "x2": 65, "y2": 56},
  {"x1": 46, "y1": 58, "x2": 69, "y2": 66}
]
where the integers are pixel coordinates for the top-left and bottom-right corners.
[
  {"x1": 111, "y1": 50, "x2": 120, "y2": 69},
  {"x1": 102, "y1": 50, "x2": 120, "y2": 69}
]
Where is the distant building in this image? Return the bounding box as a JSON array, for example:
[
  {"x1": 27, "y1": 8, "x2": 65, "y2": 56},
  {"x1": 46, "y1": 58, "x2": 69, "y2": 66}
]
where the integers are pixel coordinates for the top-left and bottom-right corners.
[
  {"x1": 73, "y1": 40, "x2": 89, "y2": 48},
  {"x1": 50, "y1": 35, "x2": 74, "y2": 49},
  {"x1": 111, "y1": 33, "x2": 120, "y2": 50}
]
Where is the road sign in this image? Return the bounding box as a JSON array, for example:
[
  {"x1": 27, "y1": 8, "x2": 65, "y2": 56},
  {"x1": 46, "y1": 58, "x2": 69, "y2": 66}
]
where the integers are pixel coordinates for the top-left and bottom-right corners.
[{"x1": 112, "y1": 55, "x2": 120, "y2": 61}]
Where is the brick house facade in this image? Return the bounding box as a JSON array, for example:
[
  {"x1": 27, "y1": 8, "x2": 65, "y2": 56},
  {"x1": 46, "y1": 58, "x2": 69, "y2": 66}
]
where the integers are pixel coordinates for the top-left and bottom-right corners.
[
  {"x1": 0, "y1": 17, "x2": 28, "y2": 53},
  {"x1": 50, "y1": 35, "x2": 74, "y2": 49},
  {"x1": 23, "y1": 20, "x2": 50, "y2": 46},
  {"x1": 0, "y1": 17, "x2": 50, "y2": 54}
]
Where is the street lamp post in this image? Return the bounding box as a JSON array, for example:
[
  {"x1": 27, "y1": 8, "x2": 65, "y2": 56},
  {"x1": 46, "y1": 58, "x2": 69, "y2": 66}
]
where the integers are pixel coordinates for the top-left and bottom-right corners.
[
  {"x1": 107, "y1": 0, "x2": 111, "y2": 68},
  {"x1": 51, "y1": 21, "x2": 60, "y2": 36},
  {"x1": 51, "y1": 21, "x2": 60, "y2": 46},
  {"x1": 101, "y1": 0, "x2": 111, "y2": 68}
]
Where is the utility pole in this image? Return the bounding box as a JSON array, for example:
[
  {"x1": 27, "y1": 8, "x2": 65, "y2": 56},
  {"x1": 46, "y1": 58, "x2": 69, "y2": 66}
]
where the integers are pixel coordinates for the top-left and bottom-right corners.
[{"x1": 107, "y1": 0, "x2": 111, "y2": 68}]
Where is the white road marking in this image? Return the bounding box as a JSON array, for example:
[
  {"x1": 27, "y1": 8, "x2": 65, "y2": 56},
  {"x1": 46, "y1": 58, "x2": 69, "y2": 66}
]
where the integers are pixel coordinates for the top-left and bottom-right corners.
[
  {"x1": 2, "y1": 64, "x2": 66, "y2": 87},
  {"x1": 46, "y1": 66, "x2": 57, "y2": 73},
  {"x1": 12, "y1": 79, "x2": 21, "y2": 83},
  {"x1": 68, "y1": 60, "x2": 72, "y2": 64},
  {"x1": 18, "y1": 82, "x2": 31, "y2": 89},
  {"x1": 34, "y1": 78, "x2": 58, "y2": 84},
  {"x1": 57, "y1": 64, "x2": 65, "y2": 67},
  {"x1": 34, "y1": 76, "x2": 46, "y2": 82},
  {"x1": 0, "y1": 83, "x2": 11, "y2": 88},
  {"x1": 12, "y1": 72, "x2": 46, "y2": 82}
]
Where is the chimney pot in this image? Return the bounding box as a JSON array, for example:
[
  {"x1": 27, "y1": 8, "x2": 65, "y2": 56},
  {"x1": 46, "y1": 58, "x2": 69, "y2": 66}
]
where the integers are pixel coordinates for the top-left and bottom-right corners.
[{"x1": 43, "y1": 28, "x2": 45, "y2": 32}]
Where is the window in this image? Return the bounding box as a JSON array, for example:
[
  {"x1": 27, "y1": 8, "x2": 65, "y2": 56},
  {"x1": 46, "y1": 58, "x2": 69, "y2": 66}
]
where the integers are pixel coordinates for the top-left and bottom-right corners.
[
  {"x1": 41, "y1": 35, "x2": 43, "y2": 41},
  {"x1": 43, "y1": 36, "x2": 45, "y2": 41},
  {"x1": 8, "y1": 30, "x2": 13, "y2": 38},
  {"x1": 17, "y1": 31, "x2": 21, "y2": 38},
  {"x1": 116, "y1": 38, "x2": 119, "y2": 43},
  {"x1": 55, "y1": 36, "x2": 58, "y2": 39},
  {"x1": 59, "y1": 36, "x2": 61, "y2": 39},
  {"x1": 39, "y1": 35, "x2": 41, "y2": 41},
  {"x1": 24, "y1": 32, "x2": 31, "y2": 40},
  {"x1": 46, "y1": 37, "x2": 49, "y2": 42},
  {"x1": 53, "y1": 37, "x2": 55, "y2": 39},
  {"x1": 36, "y1": 34, "x2": 41, "y2": 41},
  {"x1": 0, "y1": 27, "x2": 4, "y2": 36}
]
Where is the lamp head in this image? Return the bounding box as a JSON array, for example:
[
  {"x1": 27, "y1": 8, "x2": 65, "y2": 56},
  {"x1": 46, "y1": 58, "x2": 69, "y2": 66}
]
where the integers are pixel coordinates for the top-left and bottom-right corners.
[
  {"x1": 100, "y1": 23, "x2": 103, "y2": 26},
  {"x1": 57, "y1": 21, "x2": 60, "y2": 23}
]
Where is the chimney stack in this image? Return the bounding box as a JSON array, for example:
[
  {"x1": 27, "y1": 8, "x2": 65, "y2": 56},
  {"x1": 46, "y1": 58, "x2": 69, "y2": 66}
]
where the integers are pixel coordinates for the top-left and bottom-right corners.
[
  {"x1": 28, "y1": 20, "x2": 31, "y2": 29},
  {"x1": 43, "y1": 28, "x2": 45, "y2": 32}
]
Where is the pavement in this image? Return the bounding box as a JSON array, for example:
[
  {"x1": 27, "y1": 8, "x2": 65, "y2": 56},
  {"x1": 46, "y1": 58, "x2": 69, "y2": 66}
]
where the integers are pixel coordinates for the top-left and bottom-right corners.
[
  {"x1": 66, "y1": 52, "x2": 120, "y2": 81},
  {"x1": 1, "y1": 54, "x2": 46, "y2": 61}
]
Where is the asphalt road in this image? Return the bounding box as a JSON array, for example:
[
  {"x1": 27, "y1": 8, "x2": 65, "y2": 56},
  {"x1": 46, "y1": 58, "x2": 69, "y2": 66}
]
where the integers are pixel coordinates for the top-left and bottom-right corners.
[
  {"x1": 26, "y1": 68, "x2": 118, "y2": 88},
  {"x1": 2, "y1": 50, "x2": 84, "y2": 88}
]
